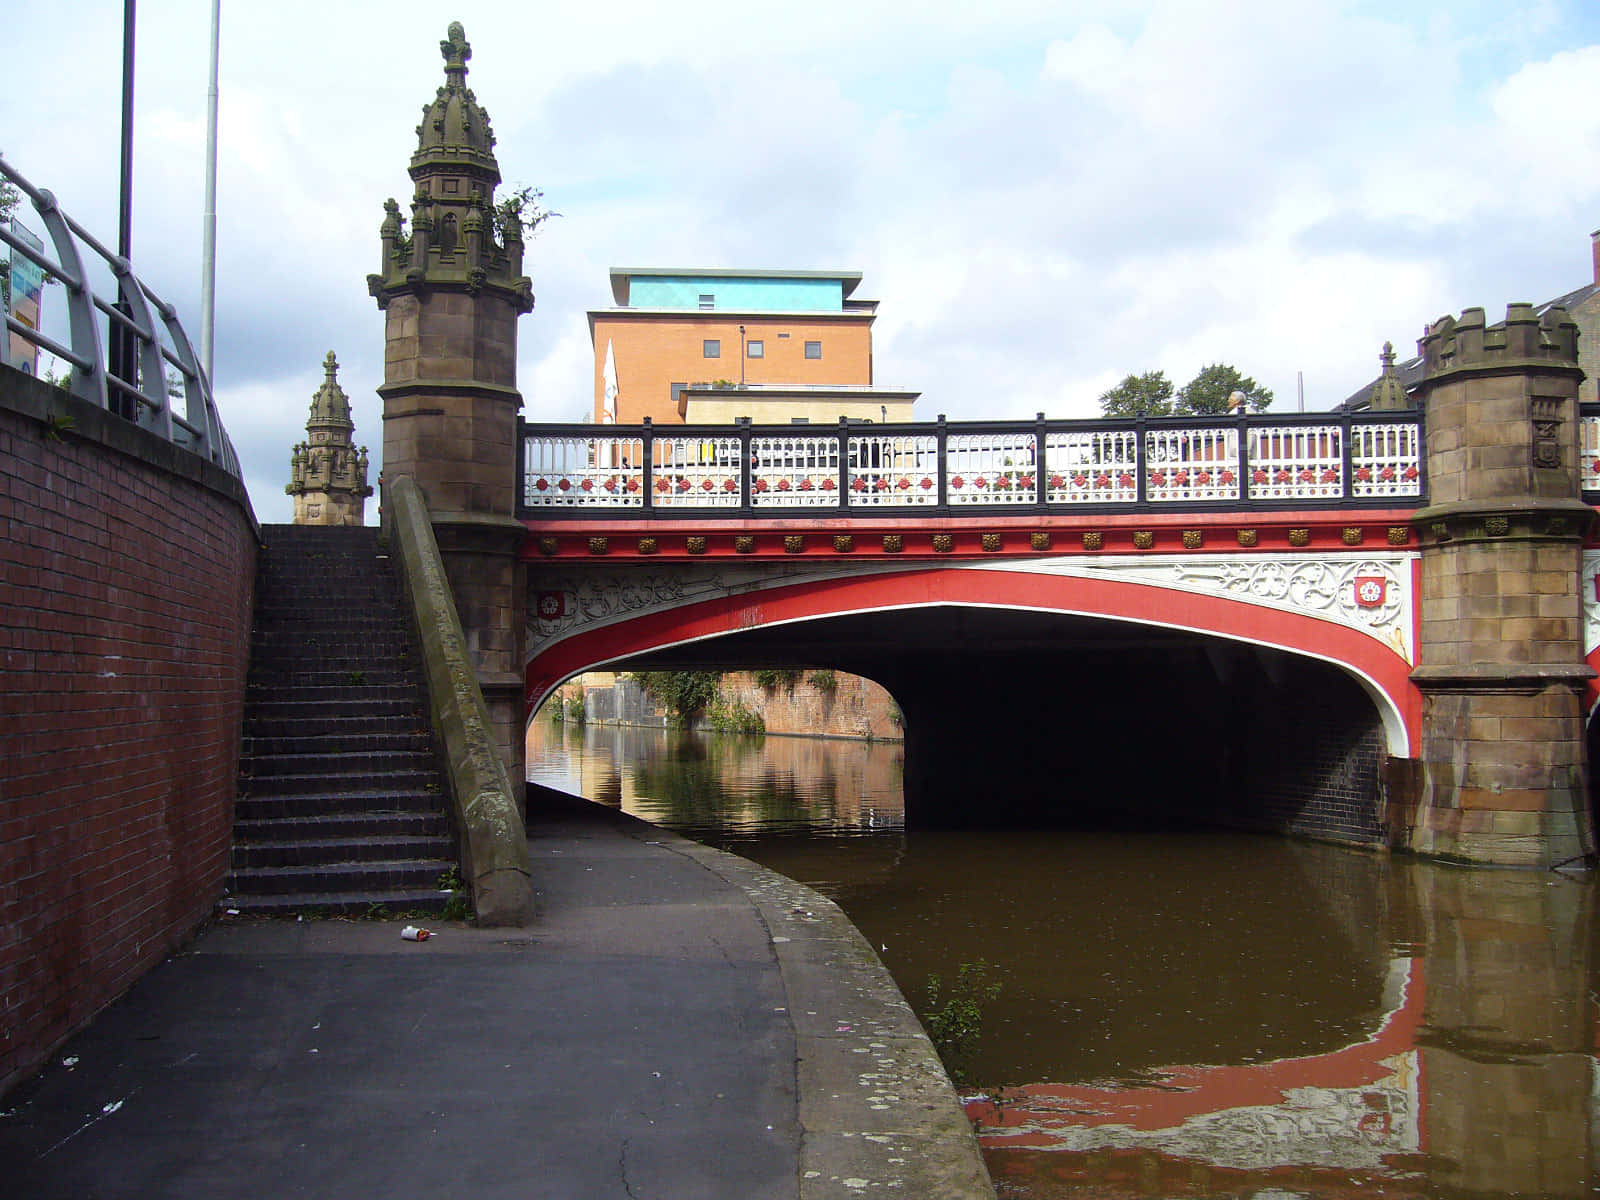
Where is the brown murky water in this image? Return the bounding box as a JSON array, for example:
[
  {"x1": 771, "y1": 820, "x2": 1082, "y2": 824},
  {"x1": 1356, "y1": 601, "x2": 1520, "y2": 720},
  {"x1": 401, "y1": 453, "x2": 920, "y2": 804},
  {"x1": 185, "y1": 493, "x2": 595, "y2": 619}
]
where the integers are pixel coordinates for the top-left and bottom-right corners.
[{"x1": 528, "y1": 719, "x2": 1600, "y2": 1198}]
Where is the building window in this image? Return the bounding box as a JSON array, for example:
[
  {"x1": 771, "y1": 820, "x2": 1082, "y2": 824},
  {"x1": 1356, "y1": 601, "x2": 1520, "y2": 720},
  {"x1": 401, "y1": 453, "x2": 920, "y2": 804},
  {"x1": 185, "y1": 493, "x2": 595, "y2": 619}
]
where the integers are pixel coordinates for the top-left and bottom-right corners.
[
  {"x1": 747, "y1": 340, "x2": 764, "y2": 358},
  {"x1": 804, "y1": 340, "x2": 822, "y2": 360},
  {"x1": 698, "y1": 293, "x2": 715, "y2": 309},
  {"x1": 703, "y1": 340, "x2": 721, "y2": 358}
]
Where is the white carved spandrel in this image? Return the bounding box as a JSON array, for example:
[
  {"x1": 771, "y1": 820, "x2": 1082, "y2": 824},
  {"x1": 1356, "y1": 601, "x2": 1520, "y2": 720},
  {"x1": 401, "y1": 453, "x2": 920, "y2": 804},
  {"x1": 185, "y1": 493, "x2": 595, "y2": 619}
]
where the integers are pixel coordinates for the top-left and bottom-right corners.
[{"x1": 966, "y1": 552, "x2": 1416, "y2": 664}]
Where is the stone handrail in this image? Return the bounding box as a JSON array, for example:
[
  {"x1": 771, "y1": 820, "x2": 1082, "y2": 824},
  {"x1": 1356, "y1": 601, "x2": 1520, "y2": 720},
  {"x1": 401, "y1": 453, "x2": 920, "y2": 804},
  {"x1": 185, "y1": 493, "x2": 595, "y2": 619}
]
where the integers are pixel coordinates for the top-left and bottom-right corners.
[{"x1": 386, "y1": 474, "x2": 533, "y2": 926}]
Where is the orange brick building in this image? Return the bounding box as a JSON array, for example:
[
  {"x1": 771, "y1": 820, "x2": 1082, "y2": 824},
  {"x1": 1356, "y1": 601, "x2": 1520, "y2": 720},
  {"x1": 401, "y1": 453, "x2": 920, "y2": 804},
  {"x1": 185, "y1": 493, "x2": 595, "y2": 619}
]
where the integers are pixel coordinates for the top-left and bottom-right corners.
[{"x1": 588, "y1": 268, "x2": 892, "y2": 424}]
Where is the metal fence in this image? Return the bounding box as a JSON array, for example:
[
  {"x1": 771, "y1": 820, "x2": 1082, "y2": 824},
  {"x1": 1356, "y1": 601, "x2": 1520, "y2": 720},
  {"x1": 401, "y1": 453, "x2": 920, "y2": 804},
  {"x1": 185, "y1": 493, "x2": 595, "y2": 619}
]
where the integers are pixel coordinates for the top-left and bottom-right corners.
[
  {"x1": 0, "y1": 154, "x2": 239, "y2": 477},
  {"x1": 519, "y1": 411, "x2": 1427, "y2": 517}
]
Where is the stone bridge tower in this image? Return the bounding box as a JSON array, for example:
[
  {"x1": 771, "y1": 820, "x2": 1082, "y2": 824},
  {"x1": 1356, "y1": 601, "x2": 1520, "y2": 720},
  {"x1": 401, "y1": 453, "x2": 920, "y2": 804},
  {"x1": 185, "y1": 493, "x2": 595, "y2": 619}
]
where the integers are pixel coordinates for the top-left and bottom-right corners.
[
  {"x1": 1408, "y1": 304, "x2": 1597, "y2": 866},
  {"x1": 369, "y1": 22, "x2": 535, "y2": 783}
]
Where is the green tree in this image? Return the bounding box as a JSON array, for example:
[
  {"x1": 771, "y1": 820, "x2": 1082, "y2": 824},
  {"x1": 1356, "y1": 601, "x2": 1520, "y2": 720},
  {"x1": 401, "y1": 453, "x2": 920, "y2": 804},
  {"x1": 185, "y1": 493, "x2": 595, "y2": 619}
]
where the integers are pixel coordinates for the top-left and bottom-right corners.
[
  {"x1": 1097, "y1": 370, "x2": 1174, "y2": 418},
  {"x1": 1176, "y1": 363, "x2": 1273, "y2": 415},
  {"x1": 631, "y1": 670, "x2": 721, "y2": 723},
  {"x1": 0, "y1": 181, "x2": 18, "y2": 223}
]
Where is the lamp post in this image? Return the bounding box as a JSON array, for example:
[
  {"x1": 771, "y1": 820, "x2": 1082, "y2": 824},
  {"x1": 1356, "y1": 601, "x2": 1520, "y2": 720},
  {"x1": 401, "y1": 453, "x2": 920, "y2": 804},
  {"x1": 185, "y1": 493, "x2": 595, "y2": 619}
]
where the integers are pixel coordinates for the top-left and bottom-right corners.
[{"x1": 111, "y1": 0, "x2": 137, "y2": 419}]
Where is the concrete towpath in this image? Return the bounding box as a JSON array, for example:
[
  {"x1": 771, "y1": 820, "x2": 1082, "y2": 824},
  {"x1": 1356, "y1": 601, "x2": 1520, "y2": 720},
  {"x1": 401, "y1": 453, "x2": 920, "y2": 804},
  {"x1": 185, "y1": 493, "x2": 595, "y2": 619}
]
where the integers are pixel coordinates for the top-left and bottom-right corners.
[{"x1": 0, "y1": 791, "x2": 994, "y2": 1199}]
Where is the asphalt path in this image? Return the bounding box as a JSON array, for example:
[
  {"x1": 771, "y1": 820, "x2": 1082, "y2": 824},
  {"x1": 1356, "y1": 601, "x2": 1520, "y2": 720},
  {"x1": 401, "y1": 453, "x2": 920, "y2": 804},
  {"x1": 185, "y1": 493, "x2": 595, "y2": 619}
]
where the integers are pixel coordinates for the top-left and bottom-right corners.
[{"x1": 0, "y1": 793, "x2": 992, "y2": 1199}]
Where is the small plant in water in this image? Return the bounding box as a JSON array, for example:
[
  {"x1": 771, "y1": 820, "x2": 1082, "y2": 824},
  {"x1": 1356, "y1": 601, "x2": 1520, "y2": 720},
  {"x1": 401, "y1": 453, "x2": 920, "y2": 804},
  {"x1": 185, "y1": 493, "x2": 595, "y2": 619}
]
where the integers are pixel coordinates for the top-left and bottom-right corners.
[{"x1": 922, "y1": 959, "x2": 1002, "y2": 1083}]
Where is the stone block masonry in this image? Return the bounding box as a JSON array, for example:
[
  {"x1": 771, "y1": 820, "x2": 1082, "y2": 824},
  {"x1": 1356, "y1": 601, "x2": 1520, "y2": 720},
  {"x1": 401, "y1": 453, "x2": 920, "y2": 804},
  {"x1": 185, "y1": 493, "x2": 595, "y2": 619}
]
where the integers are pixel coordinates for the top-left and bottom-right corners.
[
  {"x1": 0, "y1": 368, "x2": 257, "y2": 1096},
  {"x1": 1407, "y1": 304, "x2": 1597, "y2": 866}
]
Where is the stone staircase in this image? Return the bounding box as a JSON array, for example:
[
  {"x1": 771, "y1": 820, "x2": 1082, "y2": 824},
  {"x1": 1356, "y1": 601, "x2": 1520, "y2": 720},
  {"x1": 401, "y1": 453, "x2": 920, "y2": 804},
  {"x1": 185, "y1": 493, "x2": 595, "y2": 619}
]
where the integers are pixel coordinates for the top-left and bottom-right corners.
[{"x1": 224, "y1": 524, "x2": 456, "y2": 916}]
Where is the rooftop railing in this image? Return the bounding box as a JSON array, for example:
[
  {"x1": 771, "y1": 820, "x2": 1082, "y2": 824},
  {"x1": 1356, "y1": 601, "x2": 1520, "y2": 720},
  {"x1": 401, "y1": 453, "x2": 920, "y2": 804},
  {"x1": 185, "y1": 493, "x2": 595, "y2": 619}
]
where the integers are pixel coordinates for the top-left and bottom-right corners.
[
  {"x1": 519, "y1": 410, "x2": 1427, "y2": 519},
  {"x1": 0, "y1": 154, "x2": 239, "y2": 477}
]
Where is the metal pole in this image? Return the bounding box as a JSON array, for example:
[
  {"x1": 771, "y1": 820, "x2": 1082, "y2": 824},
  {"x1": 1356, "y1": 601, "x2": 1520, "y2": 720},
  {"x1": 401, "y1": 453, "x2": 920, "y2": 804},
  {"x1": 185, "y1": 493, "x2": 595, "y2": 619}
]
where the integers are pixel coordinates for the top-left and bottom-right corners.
[
  {"x1": 118, "y1": 0, "x2": 135, "y2": 265},
  {"x1": 199, "y1": 0, "x2": 220, "y2": 387},
  {"x1": 112, "y1": 0, "x2": 137, "y2": 418}
]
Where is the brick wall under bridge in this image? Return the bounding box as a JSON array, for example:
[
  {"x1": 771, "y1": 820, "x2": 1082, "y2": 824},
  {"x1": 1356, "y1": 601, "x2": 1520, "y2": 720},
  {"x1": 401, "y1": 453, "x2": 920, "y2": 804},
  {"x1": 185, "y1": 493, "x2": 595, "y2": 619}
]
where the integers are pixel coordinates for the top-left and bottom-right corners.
[
  {"x1": 0, "y1": 368, "x2": 257, "y2": 1096},
  {"x1": 522, "y1": 536, "x2": 1418, "y2": 847}
]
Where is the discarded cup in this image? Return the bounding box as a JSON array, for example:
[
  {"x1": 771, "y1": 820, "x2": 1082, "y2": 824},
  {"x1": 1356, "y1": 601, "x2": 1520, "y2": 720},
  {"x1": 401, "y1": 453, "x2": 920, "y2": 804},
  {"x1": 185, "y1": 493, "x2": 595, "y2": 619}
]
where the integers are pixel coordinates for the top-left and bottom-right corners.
[{"x1": 400, "y1": 925, "x2": 432, "y2": 942}]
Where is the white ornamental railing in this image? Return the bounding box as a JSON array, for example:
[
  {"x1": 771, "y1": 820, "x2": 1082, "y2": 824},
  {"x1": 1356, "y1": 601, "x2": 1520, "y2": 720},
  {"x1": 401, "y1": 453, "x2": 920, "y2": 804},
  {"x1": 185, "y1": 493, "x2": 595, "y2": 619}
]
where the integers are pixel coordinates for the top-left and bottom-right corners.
[{"x1": 519, "y1": 413, "x2": 1427, "y2": 515}]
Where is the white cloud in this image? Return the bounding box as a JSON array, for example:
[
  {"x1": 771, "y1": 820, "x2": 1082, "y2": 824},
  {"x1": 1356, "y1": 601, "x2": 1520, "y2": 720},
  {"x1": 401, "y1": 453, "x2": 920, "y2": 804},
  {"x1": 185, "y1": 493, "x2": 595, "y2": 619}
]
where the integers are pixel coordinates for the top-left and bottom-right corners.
[{"x1": 7, "y1": 0, "x2": 1600, "y2": 524}]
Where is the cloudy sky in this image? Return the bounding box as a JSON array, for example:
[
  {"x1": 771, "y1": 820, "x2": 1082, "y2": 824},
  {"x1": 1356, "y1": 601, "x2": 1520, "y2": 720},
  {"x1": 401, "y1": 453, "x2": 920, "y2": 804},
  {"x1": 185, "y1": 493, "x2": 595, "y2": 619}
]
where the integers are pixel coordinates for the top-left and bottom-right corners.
[{"x1": 7, "y1": 0, "x2": 1600, "y2": 523}]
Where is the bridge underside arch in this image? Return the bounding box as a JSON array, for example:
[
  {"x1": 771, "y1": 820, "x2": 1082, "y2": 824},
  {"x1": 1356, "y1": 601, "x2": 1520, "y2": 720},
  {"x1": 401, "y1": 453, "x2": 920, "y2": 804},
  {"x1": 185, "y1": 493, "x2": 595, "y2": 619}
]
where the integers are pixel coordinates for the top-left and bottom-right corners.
[{"x1": 526, "y1": 564, "x2": 1416, "y2": 843}]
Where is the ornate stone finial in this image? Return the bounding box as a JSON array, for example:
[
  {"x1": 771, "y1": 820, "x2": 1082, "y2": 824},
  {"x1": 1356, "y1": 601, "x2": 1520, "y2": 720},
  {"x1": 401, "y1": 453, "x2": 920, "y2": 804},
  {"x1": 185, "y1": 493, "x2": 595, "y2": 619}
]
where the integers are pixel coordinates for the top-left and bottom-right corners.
[
  {"x1": 1369, "y1": 340, "x2": 1410, "y2": 411},
  {"x1": 441, "y1": 22, "x2": 471, "y2": 74},
  {"x1": 306, "y1": 351, "x2": 353, "y2": 430},
  {"x1": 370, "y1": 21, "x2": 534, "y2": 314}
]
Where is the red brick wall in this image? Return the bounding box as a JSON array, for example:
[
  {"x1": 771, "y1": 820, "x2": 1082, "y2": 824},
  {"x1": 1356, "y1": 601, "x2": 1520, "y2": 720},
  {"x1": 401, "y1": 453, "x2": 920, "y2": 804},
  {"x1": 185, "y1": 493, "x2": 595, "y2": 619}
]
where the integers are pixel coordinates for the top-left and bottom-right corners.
[
  {"x1": 0, "y1": 371, "x2": 257, "y2": 1096},
  {"x1": 719, "y1": 671, "x2": 902, "y2": 742}
]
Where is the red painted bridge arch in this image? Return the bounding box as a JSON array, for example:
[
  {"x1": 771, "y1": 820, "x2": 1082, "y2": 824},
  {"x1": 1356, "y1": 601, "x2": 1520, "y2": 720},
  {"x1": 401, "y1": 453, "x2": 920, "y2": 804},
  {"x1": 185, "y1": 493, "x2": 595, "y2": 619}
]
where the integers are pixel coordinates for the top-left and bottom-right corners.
[{"x1": 524, "y1": 546, "x2": 1423, "y2": 757}]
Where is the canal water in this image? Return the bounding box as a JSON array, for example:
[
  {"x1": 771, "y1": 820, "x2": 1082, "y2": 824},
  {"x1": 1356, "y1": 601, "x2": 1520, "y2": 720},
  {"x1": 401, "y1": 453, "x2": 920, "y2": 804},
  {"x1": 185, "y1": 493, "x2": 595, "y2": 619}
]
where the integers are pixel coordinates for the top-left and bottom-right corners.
[{"x1": 527, "y1": 718, "x2": 1600, "y2": 1199}]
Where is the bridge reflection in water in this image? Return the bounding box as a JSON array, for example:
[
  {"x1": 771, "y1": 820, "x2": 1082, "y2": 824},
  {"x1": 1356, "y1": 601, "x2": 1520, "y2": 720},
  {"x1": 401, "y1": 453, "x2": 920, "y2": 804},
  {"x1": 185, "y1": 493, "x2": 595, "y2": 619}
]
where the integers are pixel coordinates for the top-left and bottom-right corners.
[{"x1": 528, "y1": 718, "x2": 1600, "y2": 1199}]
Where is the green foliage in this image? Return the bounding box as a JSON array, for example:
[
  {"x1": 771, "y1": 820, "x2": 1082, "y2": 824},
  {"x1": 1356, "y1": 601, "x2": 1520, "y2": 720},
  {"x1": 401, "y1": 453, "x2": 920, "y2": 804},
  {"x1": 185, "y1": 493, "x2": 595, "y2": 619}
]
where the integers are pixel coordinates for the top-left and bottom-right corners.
[
  {"x1": 707, "y1": 698, "x2": 765, "y2": 735},
  {"x1": 1098, "y1": 370, "x2": 1174, "y2": 418},
  {"x1": 40, "y1": 410, "x2": 75, "y2": 442},
  {"x1": 43, "y1": 363, "x2": 73, "y2": 393},
  {"x1": 564, "y1": 693, "x2": 586, "y2": 725},
  {"x1": 493, "y1": 184, "x2": 558, "y2": 244},
  {"x1": 922, "y1": 960, "x2": 1003, "y2": 1082},
  {"x1": 632, "y1": 670, "x2": 722, "y2": 723},
  {"x1": 1177, "y1": 363, "x2": 1273, "y2": 414},
  {"x1": 754, "y1": 668, "x2": 801, "y2": 691},
  {"x1": 0, "y1": 181, "x2": 18, "y2": 224},
  {"x1": 807, "y1": 669, "x2": 837, "y2": 693}
]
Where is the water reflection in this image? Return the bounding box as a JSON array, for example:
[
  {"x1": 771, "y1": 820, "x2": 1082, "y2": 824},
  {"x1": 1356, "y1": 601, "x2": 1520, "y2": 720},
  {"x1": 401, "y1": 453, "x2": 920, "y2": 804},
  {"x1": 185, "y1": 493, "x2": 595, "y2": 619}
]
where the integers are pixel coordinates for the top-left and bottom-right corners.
[{"x1": 527, "y1": 718, "x2": 1600, "y2": 1198}]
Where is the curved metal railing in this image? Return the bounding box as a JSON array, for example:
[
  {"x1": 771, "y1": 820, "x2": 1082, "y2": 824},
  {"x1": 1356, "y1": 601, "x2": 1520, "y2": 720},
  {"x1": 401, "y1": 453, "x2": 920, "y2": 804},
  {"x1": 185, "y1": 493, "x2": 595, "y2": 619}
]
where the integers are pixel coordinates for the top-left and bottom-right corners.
[{"x1": 0, "y1": 153, "x2": 239, "y2": 478}]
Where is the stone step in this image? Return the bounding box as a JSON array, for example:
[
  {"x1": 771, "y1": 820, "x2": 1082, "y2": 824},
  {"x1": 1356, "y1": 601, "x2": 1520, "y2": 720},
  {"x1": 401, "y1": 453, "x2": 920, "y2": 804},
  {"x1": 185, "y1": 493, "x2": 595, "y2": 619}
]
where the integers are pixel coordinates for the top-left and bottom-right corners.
[
  {"x1": 244, "y1": 682, "x2": 427, "y2": 706},
  {"x1": 244, "y1": 749, "x2": 438, "y2": 779},
  {"x1": 234, "y1": 811, "x2": 448, "y2": 842},
  {"x1": 245, "y1": 699, "x2": 426, "y2": 726},
  {"x1": 242, "y1": 728, "x2": 434, "y2": 756},
  {"x1": 227, "y1": 858, "x2": 454, "y2": 896},
  {"x1": 238, "y1": 765, "x2": 443, "y2": 798},
  {"x1": 235, "y1": 790, "x2": 444, "y2": 821},
  {"x1": 217, "y1": 889, "x2": 451, "y2": 918},
  {"x1": 231, "y1": 834, "x2": 454, "y2": 869},
  {"x1": 234, "y1": 525, "x2": 455, "y2": 913}
]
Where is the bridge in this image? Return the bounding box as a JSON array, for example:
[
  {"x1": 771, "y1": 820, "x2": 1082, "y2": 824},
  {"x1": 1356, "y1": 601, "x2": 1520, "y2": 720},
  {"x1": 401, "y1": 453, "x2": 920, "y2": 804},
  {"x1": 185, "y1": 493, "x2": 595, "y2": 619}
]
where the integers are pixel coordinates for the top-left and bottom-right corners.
[
  {"x1": 349, "y1": 17, "x2": 1600, "y2": 870},
  {"x1": 517, "y1": 408, "x2": 1430, "y2": 761},
  {"x1": 501, "y1": 329, "x2": 1600, "y2": 871}
]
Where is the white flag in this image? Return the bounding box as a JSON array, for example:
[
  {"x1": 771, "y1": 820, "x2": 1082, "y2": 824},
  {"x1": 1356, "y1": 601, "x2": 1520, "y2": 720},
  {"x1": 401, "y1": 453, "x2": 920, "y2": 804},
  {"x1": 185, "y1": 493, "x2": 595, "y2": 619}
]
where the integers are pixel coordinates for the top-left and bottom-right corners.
[{"x1": 602, "y1": 340, "x2": 618, "y2": 423}]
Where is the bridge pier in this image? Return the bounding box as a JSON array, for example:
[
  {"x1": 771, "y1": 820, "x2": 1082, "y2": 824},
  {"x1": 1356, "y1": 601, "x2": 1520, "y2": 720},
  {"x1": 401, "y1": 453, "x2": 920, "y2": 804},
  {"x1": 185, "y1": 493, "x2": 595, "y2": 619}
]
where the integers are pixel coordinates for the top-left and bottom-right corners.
[
  {"x1": 1405, "y1": 305, "x2": 1597, "y2": 867},
  {"x1": 368, "y1": 23, "x2": 536, "y2": 793}
]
